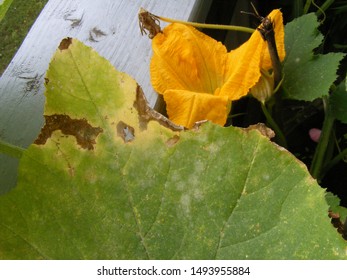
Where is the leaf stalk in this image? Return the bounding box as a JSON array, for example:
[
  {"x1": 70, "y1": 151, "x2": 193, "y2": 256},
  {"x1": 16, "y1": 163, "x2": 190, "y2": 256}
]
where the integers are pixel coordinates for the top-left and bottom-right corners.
[
  {"x1": 155, "y1": 15, "x2": 255, "y2": 34},
  {"x1": 261, "y1": 103, "x2": 287, "y2": 148},
  {"x1": 309, "y1": 96, "x2": 335, "y2": 180},
  {"x1": 0, "y1": 139, "x2": 25, "y2": 159}
]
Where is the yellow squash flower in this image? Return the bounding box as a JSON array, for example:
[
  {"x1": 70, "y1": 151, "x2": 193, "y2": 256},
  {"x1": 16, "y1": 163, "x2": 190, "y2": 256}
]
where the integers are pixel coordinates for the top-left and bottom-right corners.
[{"x1": 150, "y1": 9, "x2": 285, "y2": 128}]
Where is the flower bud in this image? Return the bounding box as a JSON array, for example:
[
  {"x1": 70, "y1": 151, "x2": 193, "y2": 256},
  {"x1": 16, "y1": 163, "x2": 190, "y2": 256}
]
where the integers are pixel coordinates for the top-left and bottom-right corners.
[{"x1": 250, "y1": 71, "x2": 274, "y2": 104}]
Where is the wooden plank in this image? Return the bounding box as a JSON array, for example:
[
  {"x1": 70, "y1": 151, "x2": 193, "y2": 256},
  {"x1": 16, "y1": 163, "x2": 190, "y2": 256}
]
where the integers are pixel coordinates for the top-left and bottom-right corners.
[{"x1": 0, "y1": 0, "x2": 212, "y2": 192}]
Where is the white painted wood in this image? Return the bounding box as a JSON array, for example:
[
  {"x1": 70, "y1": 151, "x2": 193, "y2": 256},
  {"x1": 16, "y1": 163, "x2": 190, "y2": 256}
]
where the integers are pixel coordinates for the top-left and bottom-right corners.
[{"x1": 0, "y1": 0, "x2": 212, "y2": 192}]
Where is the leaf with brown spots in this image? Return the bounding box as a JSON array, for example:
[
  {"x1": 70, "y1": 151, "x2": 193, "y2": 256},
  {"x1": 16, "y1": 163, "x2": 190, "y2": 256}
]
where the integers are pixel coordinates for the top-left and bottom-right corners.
[
  {"x1": 35, "y1": 115, "x2": 103, "y2": 150},
  {"x1": 0, "y1": 38, "x2": 345, "y2": 260}
]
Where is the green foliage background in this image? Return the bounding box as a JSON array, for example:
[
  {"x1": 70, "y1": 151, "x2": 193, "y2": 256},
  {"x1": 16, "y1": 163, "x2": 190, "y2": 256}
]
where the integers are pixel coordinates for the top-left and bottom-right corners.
[{"x1": 0, "y1": 0, "x2": 48, "y2": 75}]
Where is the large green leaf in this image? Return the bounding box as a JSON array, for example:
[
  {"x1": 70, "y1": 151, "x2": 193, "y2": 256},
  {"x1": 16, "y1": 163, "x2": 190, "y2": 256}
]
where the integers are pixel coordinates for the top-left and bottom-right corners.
[
  {"x1": 283, "y1": 13, "x2": 345, "y2": 101},
  {"x1": 0, "y1": 38, "x2": 346, "y2": 259},
  {"x1": 330, "y1": 80, "x2": 347, "y2": 124}
]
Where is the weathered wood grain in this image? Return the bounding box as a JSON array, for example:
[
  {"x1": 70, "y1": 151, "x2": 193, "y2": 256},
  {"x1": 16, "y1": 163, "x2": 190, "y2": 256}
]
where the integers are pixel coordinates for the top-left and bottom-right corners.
[{"x1": 0, "y1": 0, "x2": 211, "y2": 193}]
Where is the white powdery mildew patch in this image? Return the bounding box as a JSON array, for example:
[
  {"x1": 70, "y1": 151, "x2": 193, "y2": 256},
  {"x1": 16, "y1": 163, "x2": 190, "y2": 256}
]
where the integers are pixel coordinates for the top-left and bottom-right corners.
[
  {"x1": 180, "y1": 193, "x2": 191, "y2": 216},
  {"x1": 262, "y1": 173, "x2": 270, "y2": 181},
  {"x1": 194, "y1": 159, "x2": 205, "y2": 173},
  {"x1": 193, "y1": 188, "x2": 204, "y2": 201}
]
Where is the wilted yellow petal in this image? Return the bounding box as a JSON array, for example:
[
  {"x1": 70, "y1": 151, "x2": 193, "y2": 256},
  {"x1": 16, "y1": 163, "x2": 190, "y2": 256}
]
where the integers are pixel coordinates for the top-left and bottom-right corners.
[
  {"x1": 150, "y1": 23, "x2": 229, "y2": 95},
  {"x1": 220, "y1": 9, "x2": 285, "y2": 100},
  {"x1": 163, "y1": 89, "x2": 230, "y2": 128},
  {"x1": 219, "y1": 32, "x2": 266, "y2": 100}
]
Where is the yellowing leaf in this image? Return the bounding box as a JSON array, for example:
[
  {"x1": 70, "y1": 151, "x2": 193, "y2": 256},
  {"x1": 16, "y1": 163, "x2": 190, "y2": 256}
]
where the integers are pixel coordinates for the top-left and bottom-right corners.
[
  {"x1": 0, "y1": 38, "x2": 346, "y2": 260},
  {"x1": 150, "y1": 9, "x2": 285, "y2": 128}
]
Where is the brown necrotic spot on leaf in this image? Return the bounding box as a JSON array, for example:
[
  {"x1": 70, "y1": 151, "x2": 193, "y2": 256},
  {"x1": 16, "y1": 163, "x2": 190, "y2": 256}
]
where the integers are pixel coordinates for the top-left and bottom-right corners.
[
  {"x1": 35, "y1": 114, "x2": 103, "y2": 150},
  {"x1": 117, "y1": 121, "x2": 135, "y2": 143},
  {"x1": 134, "y1": 85, "x2": 184, "y2": 131},
  {"x1": 166, "y1": 135, "x2": 180, "y2": 147},
  {"x1": 58, "y1": 37, "x2": 73, "y2": 50},
  {"x1": 244, "y1": 123, "x2": 275, "y2": 139},
  {"x1": 329, "y1": 211, "x2": 347, "y2": 240}
]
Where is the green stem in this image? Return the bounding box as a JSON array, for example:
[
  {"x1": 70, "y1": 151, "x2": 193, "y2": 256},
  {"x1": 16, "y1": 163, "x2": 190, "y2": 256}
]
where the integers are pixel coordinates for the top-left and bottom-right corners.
[
  {"x1": 309, "y1": 97, "x2": 335, "y2": 179},
  {"x1": 293, "y1": 0, "x2": 304, "y2": 17},
  {"x1": 261, "y1": 103, "x2": 287, "y2": 148},
  {"x1": 0, "y1": 139, "x2": 25, "y2": 158},
  {"x1": 316, "y1": 0, "x2": 335, "y2": 16},
  {"x1": 321, "y1": 147, "x2": 347, "y2": 178},
  {"x1": 303, "y1": 0, "x2": 312, "y2": 14},
  {"x1": 157, "y1": 15, "x2": 255, "y2": 34}
]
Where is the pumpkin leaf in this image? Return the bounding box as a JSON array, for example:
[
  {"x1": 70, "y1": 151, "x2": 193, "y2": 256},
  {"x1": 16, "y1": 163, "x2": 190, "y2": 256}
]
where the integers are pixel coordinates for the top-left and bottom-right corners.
[
  {"x1": 326, "y1": 192, "x2": 347, "y2": 222},
  {"x1": 0, "y1": 38, "x2": 346, "y2": 259},
  {"x1": 282, "y1": 13, "x2": 345, "y2": 101},
  {"x1": 330, "y1": 80, "x2": 347, "y2": 124}
]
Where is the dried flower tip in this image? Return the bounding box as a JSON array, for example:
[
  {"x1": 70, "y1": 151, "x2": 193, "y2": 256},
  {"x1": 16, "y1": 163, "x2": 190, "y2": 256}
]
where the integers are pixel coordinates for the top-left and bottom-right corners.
[{"x1": 138, "y1": 8, "x2": 162, "y2": 39}]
